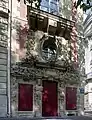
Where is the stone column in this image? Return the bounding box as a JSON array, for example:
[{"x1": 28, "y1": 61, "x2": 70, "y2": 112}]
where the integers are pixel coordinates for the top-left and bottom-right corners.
[
  {"x1": 58, "y1": 83, "x2": 65, "y2": 116},
  {"x1": 34, "y1": 79, "x2": 43, "y2": 117}
]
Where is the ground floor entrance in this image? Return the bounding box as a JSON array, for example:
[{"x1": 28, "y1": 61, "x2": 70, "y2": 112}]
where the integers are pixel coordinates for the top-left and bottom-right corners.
[
  {"x1": 42, "y1": 80, "x2": 58, "y2": 116},
  {"x1": 11, "y1": 65, "x2": 81, "y2": 117}
]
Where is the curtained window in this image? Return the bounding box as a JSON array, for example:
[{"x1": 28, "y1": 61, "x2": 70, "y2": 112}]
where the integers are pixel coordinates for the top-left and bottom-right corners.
[
  {"x1": 40, "y1": 0, "x2": 59, "y2": 15},
  {"x1": 18, "y1": 84, "x2": 33, "y2": 111},
  {"x1": 66, "y1": 87, "x2": 77, "y2": 110}
]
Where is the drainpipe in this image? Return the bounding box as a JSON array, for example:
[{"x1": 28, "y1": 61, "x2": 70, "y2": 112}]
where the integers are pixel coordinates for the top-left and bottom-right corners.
[{"x1": 7, "y1": 0, "x2": 12, "y2": 117}]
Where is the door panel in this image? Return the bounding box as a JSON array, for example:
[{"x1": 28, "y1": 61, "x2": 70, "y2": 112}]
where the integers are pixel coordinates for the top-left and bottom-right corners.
[
  {"x1": 18, "y1": 84, "x2": 33, "y2": 111},
  {"x1": 66, "y1": 87, "x2": 77, "y2": 110},
  {"x1": 42, "y1": 80, "x2": 58, "y2": 116}
]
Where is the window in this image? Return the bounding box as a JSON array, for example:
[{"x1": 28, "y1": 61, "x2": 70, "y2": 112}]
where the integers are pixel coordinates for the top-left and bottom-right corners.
[
  {"x1": 66, "y1": 87, "x2": 77, "y2": 110},
  {"x1": 42, "y1": 36, "x2": 57, "y2": 61},
  {"x1": 40, "y1": 0, "x2": 59, "y2": 15},
  {"x1": 18, "y1": 84, "x2": 33, "y2": 111}
]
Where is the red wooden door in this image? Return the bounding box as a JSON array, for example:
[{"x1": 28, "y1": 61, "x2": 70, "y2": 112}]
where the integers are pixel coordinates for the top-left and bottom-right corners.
[
  {"x1": 42, "y1": 80, "x2": 58, "y2": 116},
  {"x1": 66, "y1": 87, "x2": 77, "y2": 110},
  {"x1": 18, "y1": 84, "x2": 33, "y2": 111}
]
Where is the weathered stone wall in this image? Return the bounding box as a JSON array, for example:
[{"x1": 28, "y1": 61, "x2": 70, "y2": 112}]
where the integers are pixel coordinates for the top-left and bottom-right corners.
[
  {"x1": 10, "y1": 24, "x2": 79, "y2": 117},
  {"x1": 0, "y1": 0, "x2": 8, "y2": 116},
  {"x1": 11, "y1": 64, "x2": 79, "y2": 117},
  {"x1": 26, "y1": 30, "x2": 70, "y2": 65}
]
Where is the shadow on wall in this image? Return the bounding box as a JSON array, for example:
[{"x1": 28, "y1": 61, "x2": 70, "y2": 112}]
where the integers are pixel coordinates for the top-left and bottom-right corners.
[{"x1": 11, "y1": 20, "x2": 28, "y2": 63}]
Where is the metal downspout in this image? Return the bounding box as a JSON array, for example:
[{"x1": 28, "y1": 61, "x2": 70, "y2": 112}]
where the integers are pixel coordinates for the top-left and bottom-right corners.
[{"x1": 7, "y1": 0, "x2": 12, "y2": 117}]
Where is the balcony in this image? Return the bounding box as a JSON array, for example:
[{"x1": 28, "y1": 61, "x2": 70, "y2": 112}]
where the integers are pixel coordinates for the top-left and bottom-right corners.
[{"x1": 27, "y1": 6, "x2": 74, "y2": 40}]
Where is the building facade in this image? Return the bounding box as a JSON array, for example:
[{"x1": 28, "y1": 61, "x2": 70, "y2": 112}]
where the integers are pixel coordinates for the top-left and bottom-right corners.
[
  {"x1": 0, "y1": 0, "x2": 9, "y2": 117},
  {"x1": 9, "y1": 0, "x2": 82, "y2": 117},
  {"x1": 84, "y1": 9, "x2": 92, "y2": 111}
]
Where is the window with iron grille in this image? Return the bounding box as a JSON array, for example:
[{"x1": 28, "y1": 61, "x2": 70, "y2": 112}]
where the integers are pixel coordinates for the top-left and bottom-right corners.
[{"x1": 42, "y1": 36, "x2": 57, "y2": 61}]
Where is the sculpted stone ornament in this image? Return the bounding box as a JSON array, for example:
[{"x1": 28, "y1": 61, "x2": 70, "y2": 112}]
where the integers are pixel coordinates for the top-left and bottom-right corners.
[
  {"x1": 36, "y1": 85, "x2": 43, "y2": 93},
  {"x1": 34, "y1": 84, "x2": 42, "y2": 116}
]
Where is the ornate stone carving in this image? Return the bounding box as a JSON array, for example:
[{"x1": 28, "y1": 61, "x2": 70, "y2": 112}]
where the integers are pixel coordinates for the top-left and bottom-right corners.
[
  {"x1": 11, "y1": 62, "x2": 79, "y2": 84},
  {"x1": 34, "y1": 79, "x2": 42, "y2": 116},
  {"x1": 11, "y1": 31, "x2": 79, "y2": 116},
  {"x1": 58, "y1": 84, "x2": 65, "y2": 116}
]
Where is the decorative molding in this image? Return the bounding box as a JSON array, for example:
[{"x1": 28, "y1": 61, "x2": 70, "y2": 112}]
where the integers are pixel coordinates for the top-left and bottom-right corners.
[{"x1": 11, "y1": 62, "x2": 79, "y2": 84}]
